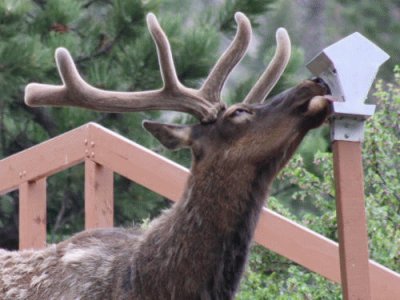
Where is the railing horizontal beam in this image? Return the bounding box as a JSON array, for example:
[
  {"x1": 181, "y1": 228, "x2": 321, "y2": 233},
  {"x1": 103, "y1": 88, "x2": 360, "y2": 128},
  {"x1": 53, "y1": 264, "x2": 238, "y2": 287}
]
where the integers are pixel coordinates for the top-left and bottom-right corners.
[
  {"x1": 0, "y1": 124, "x2": 88, "y2": 195},
  {"x1": 88, "y1": 123, "x2": 188, "y2": 202}
]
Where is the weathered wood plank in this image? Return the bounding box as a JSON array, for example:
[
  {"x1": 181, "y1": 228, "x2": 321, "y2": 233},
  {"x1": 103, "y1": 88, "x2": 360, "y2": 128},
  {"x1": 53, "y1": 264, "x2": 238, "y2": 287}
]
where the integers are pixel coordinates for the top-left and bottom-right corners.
[
  {"x1": 19, "y1": 178, "x2": 47, "y2": 250},
  {"x1": 85, "y1": 159, "x2": 114, "y2": 229},
  {"x1": 0, "y1": 124, "x2": 88, "y2": 195}
]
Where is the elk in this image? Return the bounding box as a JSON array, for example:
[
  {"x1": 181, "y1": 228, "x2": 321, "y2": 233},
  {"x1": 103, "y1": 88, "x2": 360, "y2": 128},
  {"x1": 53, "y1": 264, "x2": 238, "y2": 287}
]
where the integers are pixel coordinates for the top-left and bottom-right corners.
[{"x1": 0, "y1": 12, "x2": 331, "y2": 300}]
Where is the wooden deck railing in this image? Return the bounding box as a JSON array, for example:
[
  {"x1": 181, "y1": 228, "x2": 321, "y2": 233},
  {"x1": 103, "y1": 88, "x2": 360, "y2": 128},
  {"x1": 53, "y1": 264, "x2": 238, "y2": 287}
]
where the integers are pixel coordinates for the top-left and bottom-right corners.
[{"x1": 1, "y1": 122, "x2": 399, "y2": 299}]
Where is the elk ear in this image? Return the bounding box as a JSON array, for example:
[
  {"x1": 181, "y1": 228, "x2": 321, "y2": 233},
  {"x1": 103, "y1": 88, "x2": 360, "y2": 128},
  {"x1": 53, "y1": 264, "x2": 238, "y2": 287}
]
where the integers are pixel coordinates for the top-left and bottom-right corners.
[{"x1": 142, "y1": 121, "x2": 193, "y2": 150}]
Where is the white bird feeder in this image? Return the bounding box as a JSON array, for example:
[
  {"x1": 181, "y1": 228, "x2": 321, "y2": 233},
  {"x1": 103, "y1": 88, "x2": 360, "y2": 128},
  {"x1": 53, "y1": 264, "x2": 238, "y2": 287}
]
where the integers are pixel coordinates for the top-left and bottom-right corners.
[{"x1": 307, "y1": 32, "x2": 389, "y2": 141}]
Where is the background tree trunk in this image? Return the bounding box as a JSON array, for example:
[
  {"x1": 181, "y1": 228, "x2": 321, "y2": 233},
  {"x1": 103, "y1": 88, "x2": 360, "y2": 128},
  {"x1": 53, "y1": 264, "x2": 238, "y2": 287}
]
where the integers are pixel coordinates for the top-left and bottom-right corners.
[{"x1": 296, "y1": 0, "x2": 327, "y2": 62}]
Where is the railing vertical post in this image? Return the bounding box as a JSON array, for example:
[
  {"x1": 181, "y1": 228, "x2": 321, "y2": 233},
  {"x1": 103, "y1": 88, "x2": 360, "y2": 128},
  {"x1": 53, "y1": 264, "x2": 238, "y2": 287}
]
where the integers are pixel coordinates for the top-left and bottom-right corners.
[
  {"x1": 84, "y1": 159, "x2": 114, "y2": 229},
  {"x1": 19, "y1": 178, "x2": 47, "y2": 250},
  {"x1": 333, "y1": 141, "x2": 371, "y2": 299}
]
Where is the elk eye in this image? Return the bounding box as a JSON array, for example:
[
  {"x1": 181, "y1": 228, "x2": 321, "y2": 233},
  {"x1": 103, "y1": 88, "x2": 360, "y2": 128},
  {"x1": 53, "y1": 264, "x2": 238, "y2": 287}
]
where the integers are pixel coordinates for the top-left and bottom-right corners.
[{"x1": 230, "y1": 108, "x2": 251, "y2": 118}]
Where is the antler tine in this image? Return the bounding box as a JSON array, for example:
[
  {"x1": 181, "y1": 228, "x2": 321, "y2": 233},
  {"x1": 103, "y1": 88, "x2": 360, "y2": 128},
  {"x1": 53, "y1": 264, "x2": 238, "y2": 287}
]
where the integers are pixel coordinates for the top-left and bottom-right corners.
[
  {"x1": 200, "y1": 12, "x2": 252, "y2": 103},
  {"x1": 243, "y1": 28, "x2": 291, "y2": 104},
  {"x1": 25, "y1": 48, "x2": 82, "y2": 108},
  {"x1": 146, "y1": 13, "x2": 180, "y2": 90}
]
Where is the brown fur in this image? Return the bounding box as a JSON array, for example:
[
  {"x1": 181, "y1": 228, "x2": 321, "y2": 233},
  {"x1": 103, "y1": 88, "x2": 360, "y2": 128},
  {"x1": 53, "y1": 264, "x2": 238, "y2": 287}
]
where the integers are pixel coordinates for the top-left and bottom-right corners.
[{"x1": 0, "y1": 79, "x2": 330, "y2": 299}]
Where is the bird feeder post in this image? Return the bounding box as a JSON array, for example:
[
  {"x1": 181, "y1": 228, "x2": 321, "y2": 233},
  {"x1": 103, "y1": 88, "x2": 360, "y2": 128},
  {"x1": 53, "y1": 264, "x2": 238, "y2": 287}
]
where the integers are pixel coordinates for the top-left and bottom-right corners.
[{"x1": 307, "y1": 33, "x2": 389, "y2": 300}]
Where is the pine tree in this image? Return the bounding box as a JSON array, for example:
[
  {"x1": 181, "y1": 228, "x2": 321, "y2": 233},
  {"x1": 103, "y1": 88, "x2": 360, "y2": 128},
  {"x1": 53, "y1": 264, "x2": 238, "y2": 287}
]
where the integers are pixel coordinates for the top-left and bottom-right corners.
[{"x1": 0, "y1": 0, "x2": 284, "y2": 248}]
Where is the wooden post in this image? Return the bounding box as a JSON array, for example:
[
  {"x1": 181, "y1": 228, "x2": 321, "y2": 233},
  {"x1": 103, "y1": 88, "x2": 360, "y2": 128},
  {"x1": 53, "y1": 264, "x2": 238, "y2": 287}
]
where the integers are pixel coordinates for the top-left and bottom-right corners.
[
  {"x1": 85, "y1": 159, "x2": 114, "y2": 229},
  {"x1": 333, "y1": 140, "x2": 371, "y2": 300},
  {"x1": 19, "y1": 178, "x2": 47, "y2": 250}
]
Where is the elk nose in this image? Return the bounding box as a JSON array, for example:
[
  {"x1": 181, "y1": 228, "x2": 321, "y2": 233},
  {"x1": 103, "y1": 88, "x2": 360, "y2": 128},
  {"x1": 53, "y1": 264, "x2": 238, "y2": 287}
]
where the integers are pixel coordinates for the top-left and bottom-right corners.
[{"x1": 311, "y1": 77, "x2": 331, "y2": 94}]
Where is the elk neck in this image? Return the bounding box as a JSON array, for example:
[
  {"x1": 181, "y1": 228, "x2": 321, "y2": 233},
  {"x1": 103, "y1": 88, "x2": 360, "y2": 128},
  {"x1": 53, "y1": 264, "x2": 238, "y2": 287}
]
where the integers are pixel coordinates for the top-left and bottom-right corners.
[
  {"x1": 181, "y1": 154, "x2": 278, "y2": 234},
  {"x1": 131, "y1": 149, "x2": 288, "y2": 297}
]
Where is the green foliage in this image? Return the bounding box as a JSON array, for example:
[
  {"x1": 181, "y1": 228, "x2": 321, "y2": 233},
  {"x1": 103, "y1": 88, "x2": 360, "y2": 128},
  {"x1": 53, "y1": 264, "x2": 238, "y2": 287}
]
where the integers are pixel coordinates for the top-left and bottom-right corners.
[
  {"x1": 238, "y1": 246, "x2": 341, "y2": 299},
  {"x1": 32, "y1": 0, "x2": 82, "y2": 33},
  {"x1": 363, "y1": 71, "x2": 400, "y2": 270},
  {"x1": 219, "y1": 0, "x2": 276, "y2": 31}
]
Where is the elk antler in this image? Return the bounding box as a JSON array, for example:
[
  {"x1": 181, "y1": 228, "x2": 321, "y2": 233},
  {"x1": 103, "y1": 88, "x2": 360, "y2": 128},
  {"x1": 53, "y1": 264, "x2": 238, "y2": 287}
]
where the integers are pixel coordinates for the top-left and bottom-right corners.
[
  {"x1": 25, "y1": 13, "x2": 290, "y2": 120},
  {"x1": 243, "y1": 28, "x2": 291, "y2": 104},
  {"x1": 200, "y1": 12, "x2": 251, "y2": 103},
  {"x1": 25, "y1": 13, "x2": 252, "y2": 123}
]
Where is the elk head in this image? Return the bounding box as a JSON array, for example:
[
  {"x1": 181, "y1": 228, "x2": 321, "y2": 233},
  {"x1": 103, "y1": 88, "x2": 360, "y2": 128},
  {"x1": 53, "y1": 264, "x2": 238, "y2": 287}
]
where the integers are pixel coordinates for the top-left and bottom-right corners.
[{"x1": 25, "y1": 13, "x2": 331, "y2": 173}]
